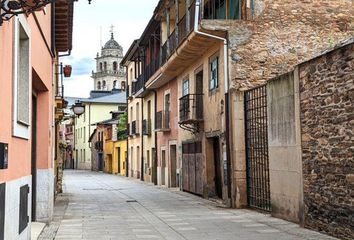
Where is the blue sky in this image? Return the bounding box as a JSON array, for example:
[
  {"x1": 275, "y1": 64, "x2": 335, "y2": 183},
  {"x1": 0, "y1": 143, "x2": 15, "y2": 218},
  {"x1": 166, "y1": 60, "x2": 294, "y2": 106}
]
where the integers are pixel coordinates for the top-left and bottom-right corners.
[{"x1": 63, "y1": 0, "x2": 159, "y2": 98}]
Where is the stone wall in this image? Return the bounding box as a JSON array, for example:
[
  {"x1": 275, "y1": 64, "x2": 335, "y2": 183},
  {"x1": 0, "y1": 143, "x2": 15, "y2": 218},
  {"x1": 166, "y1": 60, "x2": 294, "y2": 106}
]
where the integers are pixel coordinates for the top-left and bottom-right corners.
[
  {"x1": 299, "y1": 42, "x2": 354, "y2": 239},
  {"x1": 202, "y1": 0, "x2": 354, "y2": 91}
]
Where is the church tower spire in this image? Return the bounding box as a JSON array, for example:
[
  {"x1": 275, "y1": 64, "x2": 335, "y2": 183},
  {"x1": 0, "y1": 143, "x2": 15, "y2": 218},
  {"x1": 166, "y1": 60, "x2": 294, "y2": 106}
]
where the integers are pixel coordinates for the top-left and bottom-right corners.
[{"x1": 91, "y1": 28, "x2": 126, "y2": 92}]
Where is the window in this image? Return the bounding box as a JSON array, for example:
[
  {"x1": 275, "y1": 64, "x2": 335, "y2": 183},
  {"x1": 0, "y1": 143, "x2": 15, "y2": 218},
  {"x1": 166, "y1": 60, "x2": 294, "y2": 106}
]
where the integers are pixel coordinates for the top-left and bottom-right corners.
[
  {"x1": 104, "y1": 62, "x2": 107, "y2": 71},
  {"x1": 147, "y1": 150, "x2": 150, "y2": 168},
  {"x1": 113, "y1": 80, "x2": 117, "y2": 89},
  {"x1": 13, "y1": 17, "x2": 31, "y2": 139},
  {"x1": 130, "y1": 68, "x2": 133, "y2": 81},
  {"x1": 209, "y1": 56, "x2": 219, "y2": 91},
  {"x1": 113, "y1": 61, "x2": 118, "y2": 71},
  {"x1": 136, "y1": 103, "x2": 139, "y2": 121},
  {"x1": 164, "y1": 93, "x2": 170, "y2": 128},
  {"x1": 97, "y1": 81, "x2": 101, "y2": 90},
  {"x1": 83, "y1": 127, "x2": 86, "y2": 142},
  {"x1": 121, "y1": 81, "x2": 126, "y2": 90},
  {"x1": 102, "y1": 80, "x2": 106, "y2": 89},
  {"x1": 182, "y1": 79, "x2": 189, "y2": 96},
  {"x1": 130, "y1": 107, "x2": 133, "y2": 122},
  {"x1": 99, "y1": 62, "x2": 103, "y2": 71}
]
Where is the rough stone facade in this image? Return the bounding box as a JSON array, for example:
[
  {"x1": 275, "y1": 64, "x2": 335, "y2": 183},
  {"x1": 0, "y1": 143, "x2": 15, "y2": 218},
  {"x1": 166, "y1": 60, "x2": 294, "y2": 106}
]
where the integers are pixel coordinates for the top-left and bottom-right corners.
[
  {"x1": 299, "y1": 42, "x2": 354, "y2": 240},
  {"x1": 202, "y1": 0, "x2": 354, "y2": 91}
]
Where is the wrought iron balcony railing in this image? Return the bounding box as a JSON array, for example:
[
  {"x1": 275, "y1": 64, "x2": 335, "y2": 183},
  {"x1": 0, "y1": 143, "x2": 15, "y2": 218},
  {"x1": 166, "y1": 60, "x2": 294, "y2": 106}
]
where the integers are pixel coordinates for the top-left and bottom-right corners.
[
  {"x1": 142, "y1": 119, "x2": 152, "y2": 136},
  {"x1": 95, "y1": 141, "x2": 103, "y2": 152},
  {"x1": 131, "y1": 120, "x2": 139, "y2": 135},
  {"x1": 179, "y1": 94, "x2": 203, "y2": 123}
]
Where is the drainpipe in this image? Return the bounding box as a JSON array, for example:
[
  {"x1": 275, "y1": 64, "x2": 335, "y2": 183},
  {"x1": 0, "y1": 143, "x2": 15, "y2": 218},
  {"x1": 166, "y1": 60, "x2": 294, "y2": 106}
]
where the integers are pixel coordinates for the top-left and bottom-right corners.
[
  {"x1": 194, "y1": 0, "x2": 232, "y2": 203},
  {"x1": 152, "y1": 90, "x2": 158, "y2": 185},
  {"x1": 141, "y1": 98, "x2": 144, "y2": 181},
  {"x1": 126, "y1": 95, "x2": 130, "y2": 178}
]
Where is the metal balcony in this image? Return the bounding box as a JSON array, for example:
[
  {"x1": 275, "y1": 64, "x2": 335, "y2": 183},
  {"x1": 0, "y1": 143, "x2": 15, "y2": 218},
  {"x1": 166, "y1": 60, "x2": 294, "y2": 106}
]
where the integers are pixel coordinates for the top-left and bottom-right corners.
[
  {"x1": 179, "y1": 94, "x2": 203, "y2": 124},
  {"x1": 131, "y1": 120, "x2": 140, "y2": 135},
  {"x1": 142, "y1": 119, "x2": 152, "y2": 136}
]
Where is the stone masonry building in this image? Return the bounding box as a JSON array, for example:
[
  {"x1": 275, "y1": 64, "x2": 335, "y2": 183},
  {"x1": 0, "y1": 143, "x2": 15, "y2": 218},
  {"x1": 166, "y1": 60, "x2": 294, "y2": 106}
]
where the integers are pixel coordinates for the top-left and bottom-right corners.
[
  {"x1": 92, "y1": 33, "x2": 126, "y2": 91},
  {"x1": 299, "y1": 40, "x2": 354, "y2": 240}
]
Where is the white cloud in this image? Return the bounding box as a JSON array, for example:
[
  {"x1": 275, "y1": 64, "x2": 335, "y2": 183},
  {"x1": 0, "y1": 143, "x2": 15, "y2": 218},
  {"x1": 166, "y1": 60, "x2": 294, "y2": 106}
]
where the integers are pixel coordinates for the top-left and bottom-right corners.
[
  {"x1": 64, "y1": 75, "x2": 94, "y2": 98},
  {"x1": 63, "y1": 0, "x2": 159, "y2": 98}
]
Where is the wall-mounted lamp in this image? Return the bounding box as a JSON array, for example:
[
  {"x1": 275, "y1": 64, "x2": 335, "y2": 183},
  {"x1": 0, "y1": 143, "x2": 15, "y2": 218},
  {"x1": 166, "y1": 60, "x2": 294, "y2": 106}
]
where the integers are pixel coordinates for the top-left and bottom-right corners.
[
  {"x1": 0, "y1": 0, "x2": 92, "y2": 26},
  {"x1": 72, "y1": 100, "x2": 85, "y2": 116}
]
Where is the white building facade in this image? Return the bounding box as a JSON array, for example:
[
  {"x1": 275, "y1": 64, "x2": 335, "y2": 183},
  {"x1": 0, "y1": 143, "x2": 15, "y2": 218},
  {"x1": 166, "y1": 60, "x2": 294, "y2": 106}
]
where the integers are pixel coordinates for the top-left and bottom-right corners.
[{"x1": 92, "y1": 33, "x2": 126, "y2": 91}]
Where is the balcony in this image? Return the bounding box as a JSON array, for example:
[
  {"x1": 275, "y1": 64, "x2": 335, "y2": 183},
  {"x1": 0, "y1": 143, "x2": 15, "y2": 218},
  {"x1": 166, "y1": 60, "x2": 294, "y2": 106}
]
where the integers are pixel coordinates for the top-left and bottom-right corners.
[
  {"x1": 132, "y1": 74, "x2": 144, "y2": 95},
  {"x1": 160, "y1": 1, "x2": 196, "y2": 67},
  {"x1": 92, "y1": 70, "x2": 125, "y2": 78},
  {"x1": 203, "y1": 0, "x2": 241, "y2": 20},
  {"x1": 179, "y1": 94, "x2": 203, "y2": 124},
  {"x1": 155, "y1": 111, "x2": 171, "y2": 132},
  {"x1": 142, "y1": 119, "x2": 152, "y2": 136},
  {"x1": 131, "y1": 120, "x2": 140, "y2": 135},
  {"x1": 146, "y1": 1, "x2": 224, "y2": 89},
  {"x1": 95, "y1": 141, "x2": 103, "y2": 152}
]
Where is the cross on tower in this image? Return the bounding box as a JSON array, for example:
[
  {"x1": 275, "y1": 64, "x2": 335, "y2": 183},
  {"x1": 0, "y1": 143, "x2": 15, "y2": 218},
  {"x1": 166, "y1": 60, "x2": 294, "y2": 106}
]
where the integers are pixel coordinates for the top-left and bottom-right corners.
[{"x1": 110, "y1": 25, "x2": 115, "y2": 39}]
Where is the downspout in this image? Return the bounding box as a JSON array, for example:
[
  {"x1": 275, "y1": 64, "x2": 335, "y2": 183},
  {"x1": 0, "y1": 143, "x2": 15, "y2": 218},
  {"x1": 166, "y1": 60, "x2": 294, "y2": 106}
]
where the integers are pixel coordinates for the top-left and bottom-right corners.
[
  {"x1": 153, "y1": 90, "x2": 158, "y2": 185},
  {"x1": 194, "y1": 0, "x2": 232, "y2": 203},
  {"x1": 126, "y1": 93, "x2": 129, "y2": 178},
  {"x1": 141, "y1": 98, "x2": 144, "y2": 181}
]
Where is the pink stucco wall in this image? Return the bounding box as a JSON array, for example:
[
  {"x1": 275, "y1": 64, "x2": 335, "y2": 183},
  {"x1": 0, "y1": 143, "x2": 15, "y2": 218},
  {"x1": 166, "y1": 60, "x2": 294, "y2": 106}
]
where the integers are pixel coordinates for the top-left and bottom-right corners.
[
  {"x1": 0, "y1": 10, "x2": 54, "y2": 182},
  {"x1": 156, "y1": 79, "x2": 179, "y2": 162}
]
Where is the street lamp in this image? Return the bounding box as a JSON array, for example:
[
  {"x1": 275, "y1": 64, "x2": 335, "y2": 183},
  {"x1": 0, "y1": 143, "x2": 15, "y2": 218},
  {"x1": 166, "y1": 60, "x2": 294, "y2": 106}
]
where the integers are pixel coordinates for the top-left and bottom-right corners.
[
  {"x1": 72, "y1": 101, "x2": 85, "y2": 116},
  {"x1": 0, "y1": 0, "x2": 92, "y2": 26}
]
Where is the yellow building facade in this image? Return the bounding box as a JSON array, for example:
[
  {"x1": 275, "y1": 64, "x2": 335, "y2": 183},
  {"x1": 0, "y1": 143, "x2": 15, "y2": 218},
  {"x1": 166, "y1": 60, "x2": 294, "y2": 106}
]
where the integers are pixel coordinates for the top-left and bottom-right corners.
[
  {"x1": 73, "y1": 93, "x2": 127, "y2": 170},
  {"x1": 113, "y1": 139, "x2": 127, "y2": 176}
]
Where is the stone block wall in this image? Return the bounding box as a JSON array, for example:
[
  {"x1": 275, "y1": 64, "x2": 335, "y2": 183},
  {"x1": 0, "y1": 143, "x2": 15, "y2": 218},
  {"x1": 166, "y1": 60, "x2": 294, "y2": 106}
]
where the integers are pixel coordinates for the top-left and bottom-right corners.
[
  {"x1": 202, "y1": 0, "x2": 354, "y2": 91},
  {"x1": 299, "y1": 43, "x2": 354, "y2": 239}
]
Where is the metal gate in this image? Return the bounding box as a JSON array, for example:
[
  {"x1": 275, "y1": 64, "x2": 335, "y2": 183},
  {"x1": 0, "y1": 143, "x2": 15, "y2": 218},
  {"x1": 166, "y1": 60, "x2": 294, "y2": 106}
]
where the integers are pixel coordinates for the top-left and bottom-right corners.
[{"x1": 244, "y1": 85, "x2": 271, "y2": 211}]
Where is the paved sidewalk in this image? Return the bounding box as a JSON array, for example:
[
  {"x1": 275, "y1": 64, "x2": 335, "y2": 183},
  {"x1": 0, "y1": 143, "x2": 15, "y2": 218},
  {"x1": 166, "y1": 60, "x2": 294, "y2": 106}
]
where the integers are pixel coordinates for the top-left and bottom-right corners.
[
  {"x1": 31, "y1": 222, "x2": 46, "y2": 240},
  {"x1": 39, "y1": 170, "x2": 336, "y2": 240}
]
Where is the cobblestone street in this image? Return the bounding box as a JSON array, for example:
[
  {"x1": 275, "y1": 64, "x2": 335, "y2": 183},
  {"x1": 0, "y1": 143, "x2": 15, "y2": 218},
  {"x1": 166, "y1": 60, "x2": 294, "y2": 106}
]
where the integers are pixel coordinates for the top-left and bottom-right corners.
[{"x1": 39, "y1": 171, "x2": 336, "y2": 240}]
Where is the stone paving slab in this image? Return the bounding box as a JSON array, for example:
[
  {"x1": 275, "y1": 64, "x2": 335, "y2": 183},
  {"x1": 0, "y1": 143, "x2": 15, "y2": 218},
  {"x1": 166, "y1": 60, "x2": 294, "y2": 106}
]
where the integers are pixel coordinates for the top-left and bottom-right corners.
[{"x1": 39, "y1": 170, "x2": 337, "y2": 240}]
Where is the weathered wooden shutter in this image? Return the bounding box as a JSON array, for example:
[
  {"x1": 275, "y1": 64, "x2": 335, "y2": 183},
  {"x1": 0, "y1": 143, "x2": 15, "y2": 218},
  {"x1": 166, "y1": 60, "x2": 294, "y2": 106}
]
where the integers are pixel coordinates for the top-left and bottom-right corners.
[
  {"x1": 0, "y1": 183, "x2": 5, "y2": 240},
  {"x1": 19, "y1": 184, "x2": 29, "y2": 234}
]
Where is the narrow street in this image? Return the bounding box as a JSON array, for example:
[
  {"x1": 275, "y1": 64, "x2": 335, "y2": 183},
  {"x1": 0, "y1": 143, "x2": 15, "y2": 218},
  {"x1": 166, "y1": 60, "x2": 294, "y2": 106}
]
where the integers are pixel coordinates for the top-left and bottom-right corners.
[{"x1": 39, "y1": 171, "x2": 335, "y2": 240}]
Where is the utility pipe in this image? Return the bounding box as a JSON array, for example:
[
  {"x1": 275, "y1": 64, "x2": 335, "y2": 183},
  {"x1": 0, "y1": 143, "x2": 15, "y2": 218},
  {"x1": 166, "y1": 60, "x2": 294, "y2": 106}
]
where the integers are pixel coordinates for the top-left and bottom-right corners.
[{"x1": 194, "y1": 0, "x2": 232, "y2": 202}]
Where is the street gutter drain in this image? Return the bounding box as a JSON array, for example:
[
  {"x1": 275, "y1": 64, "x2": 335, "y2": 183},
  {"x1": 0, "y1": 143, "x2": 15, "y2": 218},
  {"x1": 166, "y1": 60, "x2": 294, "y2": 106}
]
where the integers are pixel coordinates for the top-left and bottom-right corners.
[{"x1": 126, "y1": 199, "x2": 137, "y2": 203}]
